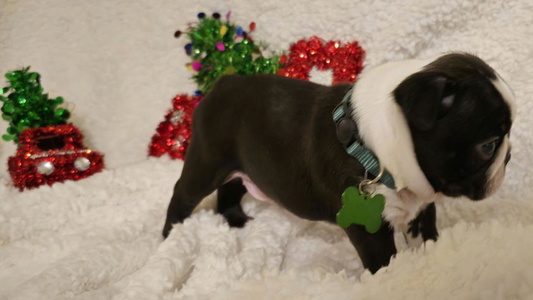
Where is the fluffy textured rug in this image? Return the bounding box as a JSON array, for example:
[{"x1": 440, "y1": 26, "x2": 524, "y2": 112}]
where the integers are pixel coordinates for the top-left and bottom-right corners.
[{"x1": 1, "y1": 0, "x2": 533, "y2": 299}]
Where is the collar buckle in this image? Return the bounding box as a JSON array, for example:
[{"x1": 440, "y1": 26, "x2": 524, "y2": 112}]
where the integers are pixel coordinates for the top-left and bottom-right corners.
[{"x1": 333, "y1": 88, "x2": 396, "y2": 190}]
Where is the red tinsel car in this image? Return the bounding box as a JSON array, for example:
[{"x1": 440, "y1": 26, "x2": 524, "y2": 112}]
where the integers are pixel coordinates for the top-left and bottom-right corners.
[{"x1": 8, "y1": 124, "x2": 104, "y2": 190}]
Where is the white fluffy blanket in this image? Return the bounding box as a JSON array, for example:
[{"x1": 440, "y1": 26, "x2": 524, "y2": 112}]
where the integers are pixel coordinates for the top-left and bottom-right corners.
[{"x1": 1, "y1": 0, "x2": 533, "y2": 299}]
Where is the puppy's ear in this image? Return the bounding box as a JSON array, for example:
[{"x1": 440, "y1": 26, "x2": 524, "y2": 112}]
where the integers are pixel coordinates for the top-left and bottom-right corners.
[{"x1": 394, "y1": 72, "x2": 455, "y2": 131}]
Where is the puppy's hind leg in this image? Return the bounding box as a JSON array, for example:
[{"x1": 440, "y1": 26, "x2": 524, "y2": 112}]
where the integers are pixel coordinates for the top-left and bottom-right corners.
[
  {"x1": 217, "y1": 178, "x2": 252, "y2": 228},
  {"x1": 162, "y1": 141, "x2": 231, "y2": 238}
]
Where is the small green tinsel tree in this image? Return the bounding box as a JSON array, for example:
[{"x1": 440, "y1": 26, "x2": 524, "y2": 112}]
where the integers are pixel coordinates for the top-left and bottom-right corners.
[
  {"x1": 185, "y1": 14, "x2": 281, "y2": 93},
  {"x1": 0, "y1": 67, "x2": 70, "y2": 143}
]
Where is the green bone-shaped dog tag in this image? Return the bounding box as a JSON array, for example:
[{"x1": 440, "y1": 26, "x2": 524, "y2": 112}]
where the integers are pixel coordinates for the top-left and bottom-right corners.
[{"x1": 336, "y1": 186, "x2": 385, "y2": 234}]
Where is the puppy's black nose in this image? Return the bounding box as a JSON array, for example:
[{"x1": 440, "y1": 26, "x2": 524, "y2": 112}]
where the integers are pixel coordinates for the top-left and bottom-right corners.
[{"x1": 505, "y1": 151, "x2": 511, "y2": 164}]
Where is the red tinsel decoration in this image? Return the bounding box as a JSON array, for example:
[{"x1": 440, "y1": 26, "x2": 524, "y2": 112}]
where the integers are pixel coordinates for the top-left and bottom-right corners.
[
  {"x1": 277, "y1": 36, "x2": 365, "y2": 84},
  {"x1": 8, "y1": 124, "x2": 105, "y2": 190},
  {"x1": 148, "y1": 94, "x2": 202, "y2": 160}
]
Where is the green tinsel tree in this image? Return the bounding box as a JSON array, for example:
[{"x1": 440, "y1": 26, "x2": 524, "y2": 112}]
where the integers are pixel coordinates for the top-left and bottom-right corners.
[
  {"x1": 0, "y1": 67, "x2": 70, "y2": 143},
  {"x1": 185, "y1": 14, "x2": 281, "y2": 93}
]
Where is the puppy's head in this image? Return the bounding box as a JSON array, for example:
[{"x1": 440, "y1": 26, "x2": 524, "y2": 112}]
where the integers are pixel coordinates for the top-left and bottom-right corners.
[{"x1": 393, "y1": 53, "x2": 515, "y2": 200}]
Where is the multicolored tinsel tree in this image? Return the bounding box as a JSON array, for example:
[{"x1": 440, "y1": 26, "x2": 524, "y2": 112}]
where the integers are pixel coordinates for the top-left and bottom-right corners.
[
  {"x1": 183, "y1": 12, "x2": 281, "y2": 93},
  {"x1": 149, "y1": 12, "x2": 283, "y2": 159},
  {"x1": 0, "y1": 67, "x2": 70, "y2": 143}
]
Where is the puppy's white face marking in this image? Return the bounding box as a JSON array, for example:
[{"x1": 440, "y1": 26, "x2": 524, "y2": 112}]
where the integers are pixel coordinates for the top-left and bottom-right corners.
[
  {"x1": 484, "y1": 75, "x2": 515, "y2": 197},
  {"x1": 492, "y1": 75, "x2": 516, "y2": 121},
  {"x1": 485, "y1": 133, "x2": 510, "y2": 197}
]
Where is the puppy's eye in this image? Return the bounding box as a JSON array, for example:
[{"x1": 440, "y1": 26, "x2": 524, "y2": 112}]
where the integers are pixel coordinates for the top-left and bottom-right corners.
[
  {"x1": 477, "y1": 138, "x2": 500, "y2": 159},
  {"x1": 482, "y1": 142, "x2": 496, "y2": 155}
]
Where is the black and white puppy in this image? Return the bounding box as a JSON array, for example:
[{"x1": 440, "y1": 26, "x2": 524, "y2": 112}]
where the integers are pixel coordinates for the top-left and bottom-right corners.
[{"x1": 162, "y1": 53, "x2": 515, "y2": 273}]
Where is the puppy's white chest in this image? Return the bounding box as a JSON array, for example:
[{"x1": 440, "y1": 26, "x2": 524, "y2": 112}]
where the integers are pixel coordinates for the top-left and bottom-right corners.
[{"x1": 377, "y1": 185, "x2": 433, "y2": 231}]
